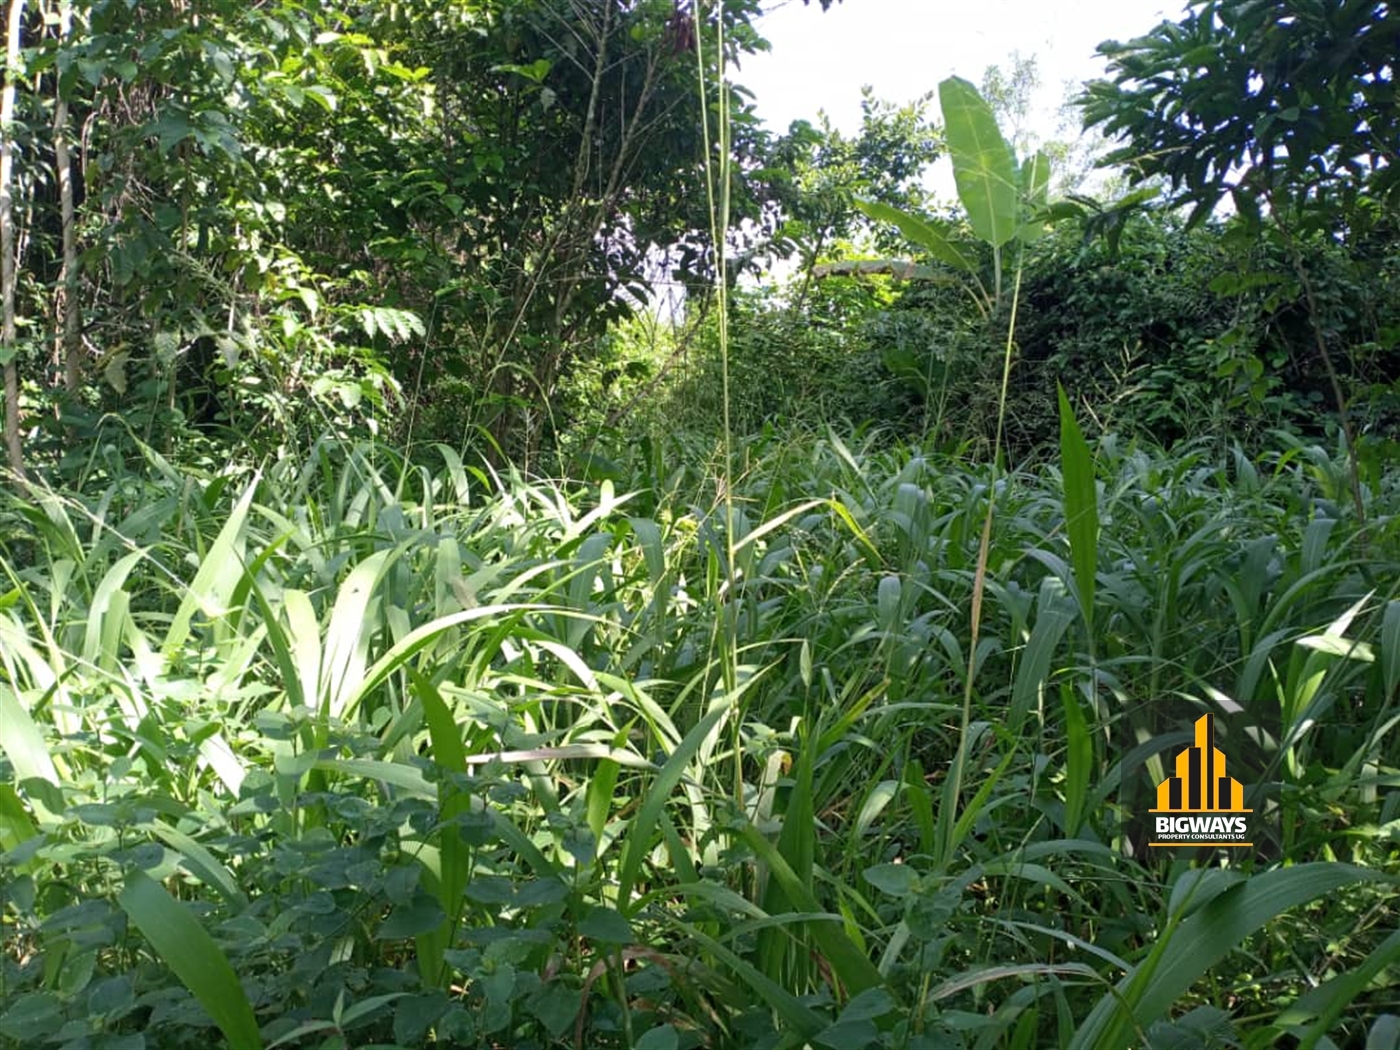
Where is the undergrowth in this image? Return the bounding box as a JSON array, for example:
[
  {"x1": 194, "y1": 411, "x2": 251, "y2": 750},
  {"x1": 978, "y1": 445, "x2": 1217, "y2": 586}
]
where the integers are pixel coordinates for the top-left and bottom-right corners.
[{"x1": 0, "y1": 429, "x2": 1397, "y2": 1049}]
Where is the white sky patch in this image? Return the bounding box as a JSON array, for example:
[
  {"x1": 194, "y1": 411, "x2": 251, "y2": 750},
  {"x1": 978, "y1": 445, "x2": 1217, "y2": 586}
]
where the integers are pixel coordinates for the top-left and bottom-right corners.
[{"x1": 738, "y1": 0, "x2": 1181, "y2": 179}]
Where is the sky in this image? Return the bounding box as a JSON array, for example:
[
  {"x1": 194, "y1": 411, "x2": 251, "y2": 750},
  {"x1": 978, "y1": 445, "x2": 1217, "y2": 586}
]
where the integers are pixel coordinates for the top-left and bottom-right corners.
[{"x1": 738, "y1": 0, "x2": 1182, "y2": 147}]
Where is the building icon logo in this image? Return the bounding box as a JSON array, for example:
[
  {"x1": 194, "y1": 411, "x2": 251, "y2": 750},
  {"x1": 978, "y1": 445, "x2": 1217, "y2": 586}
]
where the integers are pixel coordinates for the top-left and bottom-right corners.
[{"x1": 1149, "y1": 713, "x2": 1252, "y2": 847}]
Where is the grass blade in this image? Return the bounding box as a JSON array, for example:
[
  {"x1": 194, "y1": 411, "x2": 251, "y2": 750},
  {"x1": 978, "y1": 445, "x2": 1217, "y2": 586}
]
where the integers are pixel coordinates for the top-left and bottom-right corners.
[
  {"x1": 1058, "y1": 384, "x2": 1098, "y2": 644},
  {"x1": 412, "y1": 669, "x2": 471, "y2": 987},
  {"x1": 0, "y1": 683, "x2": 60, "y2": 808},
  {"x1": 1009, "y1": 578, "x2": 1074, "y2": 731},
  {"x1": 323, "y1": 548, "x2": 398, "y2": 719},
  {"x1": 163, "y1": 481, "x2": 257, "y2": 661},
  {"x1": 1058, "y1": 684, "x2": 1093, "y2": 837},
  {"x1": 1284, "y1": 927, "x2": 1400, "y2": 1049},
  {"x1": 739, "y1": 823, "x2": 885, "y2": 997},
  {"x1": 616, "y1": 702, "x2": 730, "y2": 910},
  {"x1": 1071, "y1": 863, "x2": 1390, "y2": 1048},
  {"x1": 118, "y1": 870, "x2": 263, "y2": 1049}
]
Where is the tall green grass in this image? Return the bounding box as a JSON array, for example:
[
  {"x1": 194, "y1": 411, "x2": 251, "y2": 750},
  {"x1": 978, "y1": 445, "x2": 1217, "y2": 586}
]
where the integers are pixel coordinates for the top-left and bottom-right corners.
[{"x1": 0, "y1": 430, "x2": 1396, "y2": 1048}]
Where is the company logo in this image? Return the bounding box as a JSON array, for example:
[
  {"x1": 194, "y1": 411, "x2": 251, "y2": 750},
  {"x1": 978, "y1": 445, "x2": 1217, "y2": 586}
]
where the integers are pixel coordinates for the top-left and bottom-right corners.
[{"x1": 1149, "y1": 713, "x2": 1252, "y2": 847}]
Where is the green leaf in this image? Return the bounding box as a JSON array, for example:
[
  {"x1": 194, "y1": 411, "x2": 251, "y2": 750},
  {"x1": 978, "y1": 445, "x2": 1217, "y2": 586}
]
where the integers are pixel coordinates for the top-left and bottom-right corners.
[
  {"x1": 585, "y1": 756, "x2": 620, "y2": 846},
  {"x1": 1018, "y1": 150, "x2": 1053, "y2": 242},
  {"x1": 815, "y1": 1019, "x2": 879, "y2": 1048},
  {"x1": 304, "y1": 85, "x2": 337, "y2": 112},
  {"x1": 1381, "y1": 600, "x2": 1400, "y2": 699},
  {"x1": 669, "y1": 920, "x2": 826, "y2": 1038},
  {"x1": 0, "y1": 685, "x2": 60, "y2": 798},
  {"x1": 856, "y1": 199, "x2": 980, "y2": 276},
  {"x1": 1009, "y1": 577, "x2": 1074, "y2": 731},
  {"x1": 738, "y1": 824, "x2": 886, "y2": 997},
  {"x1": 1282, "y1": 927, "x2": 1400, "y2": 1049},
  {"x1": 876, "y1": 574, "x2": 902, "y2": 634},
  {"x1": 412, "y1": 669, "x2": 474, "y2": 986},
  {"x1": 0, "y1": 784, "x2": 38, "y2": 855},
  {"x1": 863, "y1": 863, "x2": 919, "y2": 898},
  {"x1": 578, "y1": 906, "x2": 634, "y2": 944},
  {"x1": 1058, "y1": 685, "x2": 1093, "y2": 838},
  {"x1": 280, "y1": 589, "x2": 322, "y2": 710},
  {"x1": 759, "y1": 722, "x2": 819, "y2": 980},
  {"x1": 839, "y1": 988, "x2": 896, "y2": 1023},
  {"x1": 393, "y1": 992, "x2": 449, "y2": 1048},
  {"x1": 322, "y1": 548, "x2": 399, "y2": 718},
  {"x1": 144, "y1": 823, "x2": 246, "y2": 906},
  {"x1": 164, "y1": 481, "x2": 257, "y2": 661},
  {"x1": 525, "y1": 982, "x2": 582, "y2": 1040},
  {"x1": 82, "y1": 550, "x2": 145, "y2": 668},
  {"x1": 86, "y1": 975, "x2": 136, "y2": 1019},
  {"x1": 930, "y1": 962, "x2": 1097, "y2": 1003},
  {"x1": 492, "y1": 59, "x2": 551, "y2": 83},
  {"x1": 0, "y1": 993, "x2": 61, "y2": 1043},
  {"x1": 118, "y1": 871, "x2": 263, "y2": 1050},
  {"x1": 1367, "y1": 1015, "x2": 1400, "y2": 1050},
  {"x1": 634, "y1": 1025, "x2": 679, "y2": 1050},
  {"x1": 337, "y1": 604, "x2": 534, "y2": 723},
  {"x1": 1071, "y1": 863, "x2": 1390, "y2": 1048},
  {"x1": 616, "y1": 702, "x2": 730, "y2": 908},
  {"x1": 378, "y1": 899, "x2": 448, "y2": 940},
  {"x1": 1057, "y1": 385, "x2": 1098, "y2": 643},
  {"x1": 939, "y1": 76, "x2": 1018, "y2": 248}
]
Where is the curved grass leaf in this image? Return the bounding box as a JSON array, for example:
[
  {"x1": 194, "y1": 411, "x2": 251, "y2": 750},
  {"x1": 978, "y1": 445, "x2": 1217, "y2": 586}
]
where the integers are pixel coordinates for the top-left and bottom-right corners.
[
  {"x1": 616, "y1": 702, "x2": 730, "y2": 909},
  {"x1": 738, "y1": 823, "x2": 885, "y2": 997},
  {"x1": 1058, "y1": 685, "x2": 1093, "y2": 837},
  {"x1": 1058, "y1": 384, "x2": 1098, "y2": 643},
  {"x1": 1009, "y1": 578, "x2": 1074, "y2": 731},
  {"x1": 1071, "y1": 863, "x2": 1391, "y2": 1048},
  {"x1": 0, "y1": 684, "x2": 60, "y2": 809},
  {"x1": 144, "y1": 823, "x2": 246, "y2": 907},
  {"x1": 855, "y1": 200, "x2": 981, "y2": 277},
  {"x1": 413, "y1": 669, "x2": 470, "y2": 987},
  {"x1": 672, "y1": 918, "x2": 826, "y2": 1038},
  {"x1": 930, "y1": 962, "x2": 1099, "y2": 1003},
  {"x1": 163, "y1": 481, "x2": 257, "y2": 661},
  {"x1": 1382, "y1": 599, "x2": 1400, "y2": 699},
  {"x1": 758, "y1": 723, "x2": 818, "y2": 985},
  {"x1": 0, "y1": 783, "x2": 38, "y2": 858},
  {"x1": 323, "y1": 548, "x2": 399, "y2": 718},
  {"x1": 1282, "y1": 927, "x2": 1400, "y2": 1049},
  {"x1": 82, "y1": 549, "x2": 145, "y2": 669},
  {"x1": 118, "y1": 870, "x2": 263, "y2": 1049},
  {"x1": 338, "y1": 603, "x2": 534, "y2": 721}
]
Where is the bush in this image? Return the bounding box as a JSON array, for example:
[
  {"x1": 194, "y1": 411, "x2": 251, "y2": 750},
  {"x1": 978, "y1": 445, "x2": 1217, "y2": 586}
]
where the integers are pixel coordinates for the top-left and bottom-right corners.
[
  {"x1": 861, "y1": 210, "x2": 1400, "y2": 457},
  {"x1": 657, "y1": 277, "x2": 916, "y2": 437}
]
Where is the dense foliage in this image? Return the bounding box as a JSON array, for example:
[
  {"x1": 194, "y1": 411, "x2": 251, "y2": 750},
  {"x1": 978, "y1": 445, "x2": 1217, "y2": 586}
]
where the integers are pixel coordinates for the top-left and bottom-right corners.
[
  {"x1": 2, "y1": 1, "x2": 1399, "y2": 1048},
  {"x1": 1, "y1": 0, "x2": 821, "y2": 471},
  {"x1": 1079, "y1": 0, "x2": 1399, "y2": 225},
  {"x1": 1, "y1": 433, "x2": 1397, "y2": 1048}
]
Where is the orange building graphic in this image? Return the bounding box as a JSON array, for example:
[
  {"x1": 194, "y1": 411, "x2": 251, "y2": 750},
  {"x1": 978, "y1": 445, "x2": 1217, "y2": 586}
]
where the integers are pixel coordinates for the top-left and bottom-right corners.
[{"x1": 1148, "y1": 713, "x2": 1252, "y2": 847}]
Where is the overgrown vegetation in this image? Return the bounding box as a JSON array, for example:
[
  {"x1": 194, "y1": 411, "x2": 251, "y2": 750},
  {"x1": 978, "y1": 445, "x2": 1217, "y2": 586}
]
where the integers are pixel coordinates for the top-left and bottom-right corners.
[
  {"x1": 2, "y1": 1, "x2": 1398, "y2": 1048},
  {"x1": 2, "y1": 433, "x2": 1397, "y2": 1048}
]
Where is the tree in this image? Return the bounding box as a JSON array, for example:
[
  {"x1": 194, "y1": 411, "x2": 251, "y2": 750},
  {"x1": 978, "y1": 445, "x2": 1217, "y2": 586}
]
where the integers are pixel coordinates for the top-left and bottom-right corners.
[
  {"x1": 0, "y1": 0, "x2": 428, "y2": 469},
  {"x1": 333, "y1": 0, "x2": 788, "y2": 457},
  {"x1": 0, "y1": 0, "x2": 851, "y2": 472},
  {"x1": 1078, "y1": 0, "x2": 1400, "y2": 522},
  {"x1": 765, "y1": 89, "x2": 941, "y2": 312},
  {"x1": 1, "y1": 0, "x2": 22, "y2": 479},
  {"x1": 1079, "y1": 0, "x2": 1399, "y2": 227}
]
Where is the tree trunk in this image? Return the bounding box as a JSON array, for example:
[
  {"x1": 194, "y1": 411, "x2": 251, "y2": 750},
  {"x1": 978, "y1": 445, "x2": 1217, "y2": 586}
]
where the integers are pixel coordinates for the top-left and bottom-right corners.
[
  {"x1": 53, "y1": 0, "x2": 80, "y2": 397},
  {"x1": 1, "y1": 0, "x2": 26, "y2": 481}
]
